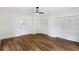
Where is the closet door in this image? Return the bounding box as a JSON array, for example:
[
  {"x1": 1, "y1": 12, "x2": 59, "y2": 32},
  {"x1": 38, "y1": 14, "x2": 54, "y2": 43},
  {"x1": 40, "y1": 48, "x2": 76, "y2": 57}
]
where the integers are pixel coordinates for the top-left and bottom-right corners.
[
  {"x1": 32, "y1": 15, "x2": 48, "y2": 34},
  {"x1": 55, "y1": 17, "x2": 74, "y2": 39},
  {"x1": 55, "y1": 15, "x2": 79, "y2": 42},
  {"x1": 32, "y1": 15, "x2": 42, "y2": 34},
  {"x1": 40, "y1": 15, "x2": 48, "y2": 34}
]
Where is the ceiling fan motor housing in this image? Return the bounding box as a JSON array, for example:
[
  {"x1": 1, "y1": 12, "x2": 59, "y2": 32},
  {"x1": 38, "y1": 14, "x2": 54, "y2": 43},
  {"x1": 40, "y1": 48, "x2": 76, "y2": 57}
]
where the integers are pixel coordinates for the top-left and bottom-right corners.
[{"x1": 36, "y1": 7, "x2": 44, "y2": 14}]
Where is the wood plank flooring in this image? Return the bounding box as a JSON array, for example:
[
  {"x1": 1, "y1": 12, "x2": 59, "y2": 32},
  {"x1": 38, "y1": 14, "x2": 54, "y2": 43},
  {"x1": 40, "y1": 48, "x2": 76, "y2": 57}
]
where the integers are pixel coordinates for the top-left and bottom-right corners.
[{"x1": 0, "y1": 34, "x2": 79, "y2": 51}]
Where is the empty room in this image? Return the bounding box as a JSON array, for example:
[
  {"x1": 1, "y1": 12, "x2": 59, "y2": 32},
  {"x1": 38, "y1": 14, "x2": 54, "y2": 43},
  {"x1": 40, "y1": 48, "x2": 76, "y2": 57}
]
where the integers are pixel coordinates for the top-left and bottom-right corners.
[{"x1": 0, "y1": 7, "x2": 79, "y2": 51}]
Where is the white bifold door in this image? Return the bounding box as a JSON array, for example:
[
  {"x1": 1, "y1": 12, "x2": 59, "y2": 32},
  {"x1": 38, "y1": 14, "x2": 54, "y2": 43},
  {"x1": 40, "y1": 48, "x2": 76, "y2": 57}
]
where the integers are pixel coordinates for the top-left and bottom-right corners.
[{"x1": 32, "y1": 14, "x2": 48, "y2": 34}]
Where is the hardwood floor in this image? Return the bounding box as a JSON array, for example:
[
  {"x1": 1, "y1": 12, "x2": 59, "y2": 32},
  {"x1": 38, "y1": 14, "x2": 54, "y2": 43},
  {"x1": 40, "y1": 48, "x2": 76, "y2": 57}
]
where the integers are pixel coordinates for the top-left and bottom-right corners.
[{"x1": 0, "y1": 34, "x2": 79, "y2": 51}]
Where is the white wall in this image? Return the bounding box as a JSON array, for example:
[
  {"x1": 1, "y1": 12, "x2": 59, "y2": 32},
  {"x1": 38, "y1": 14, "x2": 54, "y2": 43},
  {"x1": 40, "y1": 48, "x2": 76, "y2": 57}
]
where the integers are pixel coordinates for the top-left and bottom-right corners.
[
  {"x1": 49, "y1": 9, "x2": 79, "y2": 42},
  {"x1": 0, "y1": 13, "x2": 16, "y2": 39},
  {"x1": 0, "y1": 12, "x2": 34, "y2": 40},
  {"x1": 0, "y1": 11, "x2": 48, "y2": 40}
]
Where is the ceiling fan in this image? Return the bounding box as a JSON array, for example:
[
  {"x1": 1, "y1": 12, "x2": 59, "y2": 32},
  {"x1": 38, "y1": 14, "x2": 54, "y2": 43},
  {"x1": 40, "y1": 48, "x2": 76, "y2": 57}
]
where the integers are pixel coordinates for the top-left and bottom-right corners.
[{"x1": 35, "y1": 7, "x2": 44, "y2": 14}]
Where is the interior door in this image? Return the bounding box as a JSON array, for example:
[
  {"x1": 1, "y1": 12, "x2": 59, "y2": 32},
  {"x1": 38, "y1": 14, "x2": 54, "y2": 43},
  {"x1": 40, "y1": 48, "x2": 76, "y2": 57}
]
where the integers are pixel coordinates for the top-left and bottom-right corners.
[{"x1": 16, "y1": 15, "x2": 32, "y2": 36}]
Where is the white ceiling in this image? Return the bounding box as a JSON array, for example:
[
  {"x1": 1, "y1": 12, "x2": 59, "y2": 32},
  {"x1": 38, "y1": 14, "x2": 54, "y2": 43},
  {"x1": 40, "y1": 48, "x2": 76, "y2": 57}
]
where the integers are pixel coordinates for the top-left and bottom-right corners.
[{"x1": 0, "y1": 7, "x2": 79, "y2": 15}]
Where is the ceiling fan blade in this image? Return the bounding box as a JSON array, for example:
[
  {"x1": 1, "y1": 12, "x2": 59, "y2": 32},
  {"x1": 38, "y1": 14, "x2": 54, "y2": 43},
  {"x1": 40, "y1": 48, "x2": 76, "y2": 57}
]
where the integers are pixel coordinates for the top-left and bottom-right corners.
[{"x1": 38, "y1": 12, "x2": 44, "y2": 14}]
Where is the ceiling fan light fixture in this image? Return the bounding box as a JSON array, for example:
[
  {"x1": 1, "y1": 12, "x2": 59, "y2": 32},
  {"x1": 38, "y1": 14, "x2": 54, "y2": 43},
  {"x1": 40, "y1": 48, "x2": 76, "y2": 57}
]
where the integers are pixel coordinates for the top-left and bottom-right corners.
[{"x1": 35, "y1": 7, "x2": 44, "y2": 14}]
